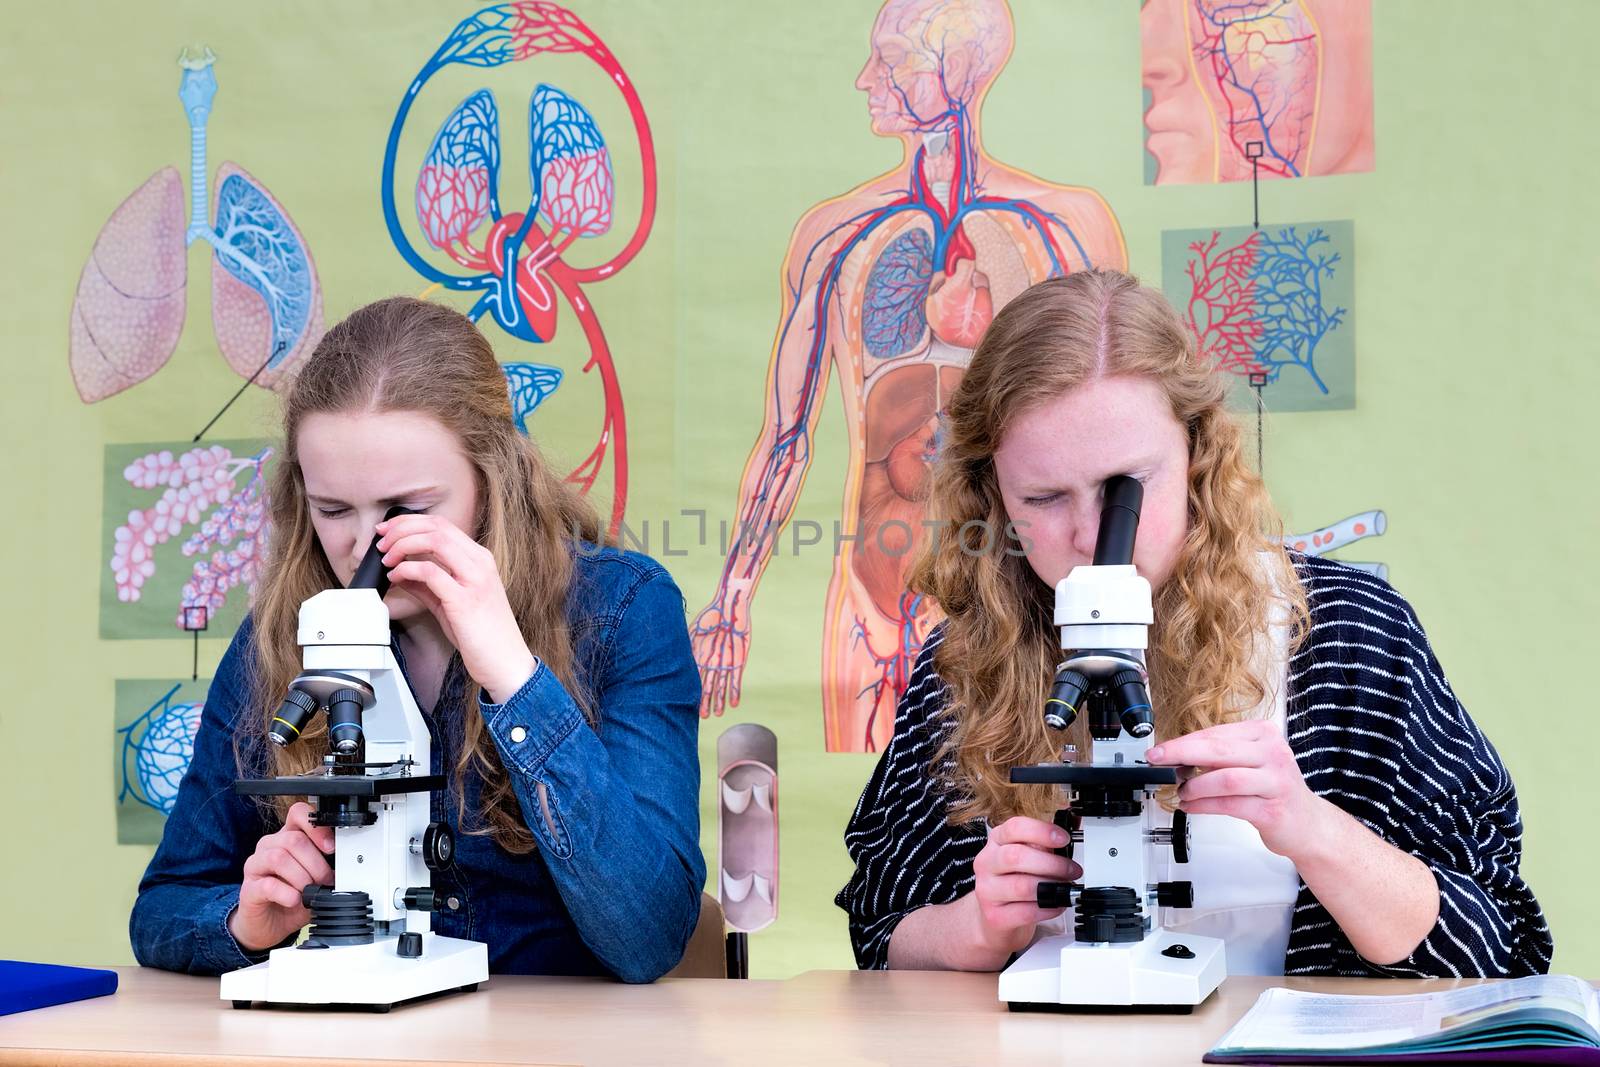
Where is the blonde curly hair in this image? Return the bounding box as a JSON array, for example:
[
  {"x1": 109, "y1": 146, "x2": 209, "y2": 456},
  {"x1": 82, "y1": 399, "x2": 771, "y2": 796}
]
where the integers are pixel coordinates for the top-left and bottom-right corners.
[{"x1": 908, "y1": 269, "x2": 1309, "y2": 824}]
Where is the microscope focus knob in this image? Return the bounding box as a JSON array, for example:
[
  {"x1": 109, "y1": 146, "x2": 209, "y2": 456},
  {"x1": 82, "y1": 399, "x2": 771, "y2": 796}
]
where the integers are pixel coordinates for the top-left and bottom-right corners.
[
  {"x1": 400, "y1": 886, "x2": 438, "y2": 912},
  {"x1": 1036, "y1": 881, "x2": 1079, "y2": 910},
  {"x1": 1052, "y1": 810, "x2": 1078, "y2": 861},
  {"x1": 1172, "y1": 809, "x2": 1190, "y2": 864},
  {"x1": 1156, "y1": 880, "x2": 1194, "y2": 908},
  {"x1": 422, "y1": 822, "x2": 454, "y2": 871}
]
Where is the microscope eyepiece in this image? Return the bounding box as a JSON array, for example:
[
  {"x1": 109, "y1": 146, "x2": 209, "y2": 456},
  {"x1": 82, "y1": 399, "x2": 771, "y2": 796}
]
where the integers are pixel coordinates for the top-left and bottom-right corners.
[
  {"x1": 350, "y1": 505, "x2": 422, "y2": 598},
  {"x1": 1045, "y1": 668, "x2": 1090, "y2": 731},
  {"x1": 1092, "y1": 475, "x2": 1143, "y2": 567},
  {"x1": 269, "y1": 688, "x2": 319, "y2": 748}
]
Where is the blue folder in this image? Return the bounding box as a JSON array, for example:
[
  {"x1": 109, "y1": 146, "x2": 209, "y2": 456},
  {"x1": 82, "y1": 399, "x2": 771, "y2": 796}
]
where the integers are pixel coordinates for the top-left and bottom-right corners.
[{"x1": 0, "y1": 961, "x2": 118, "y2": 1016}]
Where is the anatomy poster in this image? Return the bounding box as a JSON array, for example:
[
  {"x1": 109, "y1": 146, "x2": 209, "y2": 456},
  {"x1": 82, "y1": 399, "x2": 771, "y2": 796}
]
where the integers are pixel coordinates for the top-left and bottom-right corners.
[
  {"x1": 1287, "y1": 510, "x2": 1387, "y2": 580},
  {"x1": 101, "y1": 440, "x2": 273, "y2": 640},
  {"x1": 14, "y1": 0, "x2": 1505, "y2": 982},
  {"x1": 1141, "y1": 0, "x2": 1374, "y2": 185},
  {"x1": 70, "y1": 49, "x2": 323, "y2": 402},
  {"x1": 380, "y1": 3, "x2": 656, "y2": 535},
  {"x1": 690, "y1": 0, "x2": 1126, "y2": 755},
  {"x1": 1160, "y1": 220, "x2": 1354, "y2": 412},
  {"x1": 114, "y1": 679, "x2": 209, "y2": 845}
]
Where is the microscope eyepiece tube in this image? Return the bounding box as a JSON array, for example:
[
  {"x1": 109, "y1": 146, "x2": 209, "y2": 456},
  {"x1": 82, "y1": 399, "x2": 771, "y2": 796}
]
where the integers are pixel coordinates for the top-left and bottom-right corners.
[
  {"x1": 1044, "y1": 668, "x2": 1090, "y2": 730},
  {"x1": 349, "y1": 539, "x2": 390, "y2": 598},
  {"x1": 349, "y1": 505, "x2": 422, "y2": 598},
  {"x1": 268, "y1": 688, "x2": 319, "y2": 748},
  {"x1": 327, "y1": 688, "x2": 366, "y2": 755},
  {"x1": 1092, "y1": 475, "x2": 1144, "y2": 567}
]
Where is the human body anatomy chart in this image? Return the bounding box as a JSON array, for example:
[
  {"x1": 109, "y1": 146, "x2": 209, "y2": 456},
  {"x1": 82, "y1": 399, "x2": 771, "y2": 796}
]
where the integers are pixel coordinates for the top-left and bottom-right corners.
[{"x1": 692, "y1": 0, "x2": 1126, "y2": 753}]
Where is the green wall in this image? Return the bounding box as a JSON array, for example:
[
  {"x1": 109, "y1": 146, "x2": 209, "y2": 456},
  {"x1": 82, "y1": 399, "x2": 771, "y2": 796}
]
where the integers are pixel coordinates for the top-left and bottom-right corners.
[{"x1": 1, "y1": 1, "x2": 1594, "y2": 978}]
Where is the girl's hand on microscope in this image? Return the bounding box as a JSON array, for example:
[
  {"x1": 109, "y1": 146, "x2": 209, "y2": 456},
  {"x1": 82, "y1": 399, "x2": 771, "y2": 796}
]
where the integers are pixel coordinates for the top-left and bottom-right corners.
[
  {"x1": 228, "y1": 802, "x2": 335, "y2": 953},
  {"x1": 969, "y1": 816, "x2": 1082, "y2": 960},
  {"x1": 375, "y1": 512, "x2": 539, "y2": 704},
  {"x1": 1147, "y1": 719, "x2": 1335, "y2": 860}
]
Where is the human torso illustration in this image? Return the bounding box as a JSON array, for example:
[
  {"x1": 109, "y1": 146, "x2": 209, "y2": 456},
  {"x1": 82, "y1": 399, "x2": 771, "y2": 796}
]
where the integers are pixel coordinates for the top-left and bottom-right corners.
[{"x1": 693, "y1": 0, "x2": 1126, "y2": 753}]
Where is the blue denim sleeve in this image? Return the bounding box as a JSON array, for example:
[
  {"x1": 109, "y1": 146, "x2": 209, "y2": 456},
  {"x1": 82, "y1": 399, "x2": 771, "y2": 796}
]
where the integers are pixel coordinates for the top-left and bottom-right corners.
[
  {"x1": 129, "y1": 620, "x2": 289, "y2": 975},
  {"x1": 478, "y1": 566, "x2": 705, "y2": 983}
]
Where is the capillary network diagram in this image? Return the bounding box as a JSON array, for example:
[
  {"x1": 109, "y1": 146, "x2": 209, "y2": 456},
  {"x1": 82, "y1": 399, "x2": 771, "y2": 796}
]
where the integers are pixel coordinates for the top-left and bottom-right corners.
[
  {"x1": 691, "y1": 0, "x2": 1127, "y2": 754},
  {"x1": 1181, "y1": 225, "x2": 1346, "y2": 397},
  {"x1": 69, "y1": 47, "x2": 324, "y2": 403},
  {"x1": 381, "y1": 2, "x2": 655, "y2": 534}
]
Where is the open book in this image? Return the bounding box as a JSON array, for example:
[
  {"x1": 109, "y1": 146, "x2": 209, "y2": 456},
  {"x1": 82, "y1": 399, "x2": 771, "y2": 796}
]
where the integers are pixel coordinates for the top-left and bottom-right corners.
[{"x1": 1205, "y1": 974, "x2": 1600, "y2": 1064}]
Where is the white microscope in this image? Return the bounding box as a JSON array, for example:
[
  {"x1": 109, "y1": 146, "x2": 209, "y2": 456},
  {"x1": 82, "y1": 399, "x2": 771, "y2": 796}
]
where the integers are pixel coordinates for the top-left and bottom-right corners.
[
  {"x1": 222, "y1": 508, "x2": 489, "y2": 1011},
  {"x1": 998, "y1": 476, "x2": 1225, "y2": 1012}
]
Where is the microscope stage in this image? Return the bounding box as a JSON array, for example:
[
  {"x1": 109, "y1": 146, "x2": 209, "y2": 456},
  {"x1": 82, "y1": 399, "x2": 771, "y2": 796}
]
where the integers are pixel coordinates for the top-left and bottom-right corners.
[
  {"x1": 1010, "y1": 763, "x2": 1178, "y2": 786},
  {"x1": 234, "y1": 773, "x2": 447, "y2": 797}
]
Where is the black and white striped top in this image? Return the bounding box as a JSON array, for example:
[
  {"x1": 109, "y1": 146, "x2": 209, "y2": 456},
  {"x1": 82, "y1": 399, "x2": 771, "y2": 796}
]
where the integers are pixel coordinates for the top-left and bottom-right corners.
[{"x1": 836, "y1": 554, "x2": 1552, "y2": 977}]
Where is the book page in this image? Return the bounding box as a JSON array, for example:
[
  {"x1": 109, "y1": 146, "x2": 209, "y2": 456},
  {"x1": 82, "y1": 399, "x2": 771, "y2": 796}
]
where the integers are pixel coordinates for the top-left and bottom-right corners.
[
  {"x1": 1430, "y1": 975, "x2": 1598, "y2": 1033},
  {"x1": 1215, "y1": 976, "x2": 1600, "y2": 1053}
]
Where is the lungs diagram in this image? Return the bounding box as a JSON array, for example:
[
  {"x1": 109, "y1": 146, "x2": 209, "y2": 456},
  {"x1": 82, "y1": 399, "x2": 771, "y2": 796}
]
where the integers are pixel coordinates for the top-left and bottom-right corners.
[
  {"x1": 380, "y1": 2, "x2": 657, "y2": 533},
  {"x1": 69, "y1": 47, "x2": 324, "y2": 403}
]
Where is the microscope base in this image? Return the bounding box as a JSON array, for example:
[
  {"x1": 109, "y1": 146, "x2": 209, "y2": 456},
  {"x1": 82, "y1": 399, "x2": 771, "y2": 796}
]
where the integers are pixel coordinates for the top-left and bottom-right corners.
[
  {"x1": 221, "y1": 932, "x2": 489, "y2": 1010},
  {"x1": 999, "y1": 930, "x2": 1225, "y2": 1011}
]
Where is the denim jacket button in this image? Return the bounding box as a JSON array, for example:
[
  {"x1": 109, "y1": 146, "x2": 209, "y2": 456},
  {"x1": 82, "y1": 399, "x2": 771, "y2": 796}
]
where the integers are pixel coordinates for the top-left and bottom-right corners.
[
  {"x1": 447, "y1": 896, "x2": 461, "y2": 911},
  {"x1": 510, "y1": 726, "x2": 528, "y2": 743}
]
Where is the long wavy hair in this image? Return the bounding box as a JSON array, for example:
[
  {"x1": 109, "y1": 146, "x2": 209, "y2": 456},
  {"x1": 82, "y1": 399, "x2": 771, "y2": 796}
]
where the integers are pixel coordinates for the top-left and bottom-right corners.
[
  {"x1": 243, "y1": 296, "x2": 601, "y2": 853},
  {"x1": 910, "y1": 270, "x2": 1309, "y2": 825}
]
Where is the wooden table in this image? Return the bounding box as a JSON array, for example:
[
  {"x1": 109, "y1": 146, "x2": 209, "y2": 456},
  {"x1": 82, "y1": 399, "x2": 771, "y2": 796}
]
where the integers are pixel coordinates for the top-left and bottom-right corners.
[{"x1": 0, "y1": 967, "x2": 1516, "y2": 1066}]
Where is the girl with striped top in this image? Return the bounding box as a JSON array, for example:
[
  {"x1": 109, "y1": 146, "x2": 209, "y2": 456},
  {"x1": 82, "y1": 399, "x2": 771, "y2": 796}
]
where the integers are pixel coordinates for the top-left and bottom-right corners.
[{"x1": 836, "y1": 270, "x2": 1550, "y2": 978}]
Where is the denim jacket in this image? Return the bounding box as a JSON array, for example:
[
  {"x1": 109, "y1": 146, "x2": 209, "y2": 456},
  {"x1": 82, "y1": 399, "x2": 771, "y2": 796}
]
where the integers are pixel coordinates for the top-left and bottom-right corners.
[{"x1": 130, "y1": 545, "x2": 704, "y2": 983}]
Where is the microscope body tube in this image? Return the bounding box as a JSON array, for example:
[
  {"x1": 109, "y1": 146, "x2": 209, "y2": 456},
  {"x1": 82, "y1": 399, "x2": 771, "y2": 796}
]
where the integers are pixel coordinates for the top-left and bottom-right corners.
[{"x1": 1091, "y1": 475, "x2": 1144, "y2": 567}]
